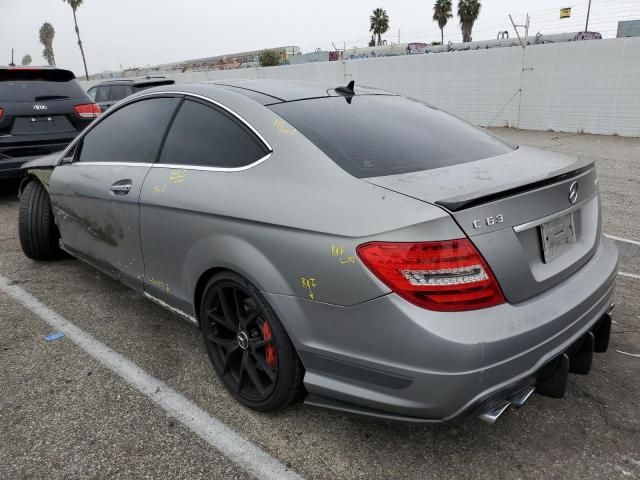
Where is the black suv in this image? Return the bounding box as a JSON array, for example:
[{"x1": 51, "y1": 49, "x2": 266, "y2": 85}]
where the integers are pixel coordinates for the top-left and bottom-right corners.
[
  {"x1": 87, "y1": 77, "x2": 175, "y2": 111},
  {"x1": 0, "y1": 66, "x2": 99, "y2": 178}
]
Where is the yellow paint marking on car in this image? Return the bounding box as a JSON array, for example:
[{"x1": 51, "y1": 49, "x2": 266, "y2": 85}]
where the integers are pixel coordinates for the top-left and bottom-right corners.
[
  {"x1": 331, "y1": 245, "x2": 356, "y2": 265},
  {"x1": 169, "y1": 169, "x2": 186, "y2": 184},
  {"x1": 274, "y1": 118, "x2": 298, "y2": 135},
  {"x1": 148, "y1": 277, "x2": 170, "y2": 292},
  {"x1": 301, "y1": 277, "x2": 317, "y2": 300}
]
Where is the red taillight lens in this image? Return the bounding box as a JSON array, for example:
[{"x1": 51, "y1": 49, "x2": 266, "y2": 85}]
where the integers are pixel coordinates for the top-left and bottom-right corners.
[
  {"x1": 73, "y1": 103, "x2": 101, "y2": 119},
  {"x1": 357, "y1": 239, "x2": 505, "y2": 312},
  {"x1": 0, "y1": 108, "x2": 4, "y2": 120}
]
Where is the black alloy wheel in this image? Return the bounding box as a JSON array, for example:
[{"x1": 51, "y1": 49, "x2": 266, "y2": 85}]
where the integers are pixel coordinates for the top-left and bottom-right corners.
[{"x1": 201, "y1": 272, "x2": 304, "y2": 411}]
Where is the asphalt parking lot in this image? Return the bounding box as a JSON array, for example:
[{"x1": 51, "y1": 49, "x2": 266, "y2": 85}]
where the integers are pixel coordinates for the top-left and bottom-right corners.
[{"x1": 1, "y1": 128, "x2": 639, "y2": 480}]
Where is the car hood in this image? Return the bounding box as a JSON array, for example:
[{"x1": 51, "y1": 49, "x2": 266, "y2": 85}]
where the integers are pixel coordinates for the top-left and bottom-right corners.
[{"x1": 362, "y1": 145, "x2": 592, "y2": 211}]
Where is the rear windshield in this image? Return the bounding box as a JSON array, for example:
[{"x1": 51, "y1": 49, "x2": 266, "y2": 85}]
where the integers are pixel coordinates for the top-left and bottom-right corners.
[
  {"x1": 133, "y1": 81, "x2": 175, "y2": 92},
  {"x1": 0, "y1": 69, "x2": 87, "y2": 102},
  {"x1": 269, "y1": 96, "x2": 514, "y2": 178}
]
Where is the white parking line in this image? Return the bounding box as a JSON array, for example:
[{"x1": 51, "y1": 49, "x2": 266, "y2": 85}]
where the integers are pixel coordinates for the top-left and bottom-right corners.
[
  {"x1": 606, "y1": 234, "x2": 640, "y2": 247},
  {"x1": 0, "y1": 273, "x2": 304, "y2": 480},
  {"x1": 619, "y1": 271, "x2": 640, "y2": 280}
]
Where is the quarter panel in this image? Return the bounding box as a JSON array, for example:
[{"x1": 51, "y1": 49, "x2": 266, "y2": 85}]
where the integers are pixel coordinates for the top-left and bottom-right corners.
[{"x1": 138, "y1": 160, "x2": 462, "y2": 313}]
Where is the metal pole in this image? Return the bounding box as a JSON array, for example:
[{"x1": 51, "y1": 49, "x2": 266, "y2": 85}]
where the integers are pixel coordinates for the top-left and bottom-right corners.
[
  {"x1": 585, "y1": 0, "x2": 592, "y2": 32},
  {"x1": 509, "y1": 15, "x2": 525, "y2": 49}
]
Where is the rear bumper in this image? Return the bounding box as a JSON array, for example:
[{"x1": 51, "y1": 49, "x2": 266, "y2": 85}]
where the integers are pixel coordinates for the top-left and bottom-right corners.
[
  {"x1": 265, "y1": 235, "x2": 618, "y2": 422},
  {"x1": 0, "y1": 155, "x2": 35, "y2": 178},
  {"x1": 0, "y1": 142, "x2": 69, "y2": 178}
]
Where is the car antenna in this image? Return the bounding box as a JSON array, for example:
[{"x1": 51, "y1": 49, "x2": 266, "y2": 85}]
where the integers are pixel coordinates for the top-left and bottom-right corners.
[
  {"x1": 335, "y1": 80, "x2": 355, "y2": 104},
  {"x1": 335, "y1": 80, "x2": 355, "y2": 96}
]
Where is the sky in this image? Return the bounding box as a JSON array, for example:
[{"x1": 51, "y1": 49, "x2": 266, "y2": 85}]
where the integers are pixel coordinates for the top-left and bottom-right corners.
[{"x1": 1, "y1": 0, "x2": 638, "y2": 76}]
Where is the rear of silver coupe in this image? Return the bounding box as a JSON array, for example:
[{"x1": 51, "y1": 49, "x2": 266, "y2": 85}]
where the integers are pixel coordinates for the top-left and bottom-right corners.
[{"x1": 264, "y1": 87, "x2": 618, "y2": 424}]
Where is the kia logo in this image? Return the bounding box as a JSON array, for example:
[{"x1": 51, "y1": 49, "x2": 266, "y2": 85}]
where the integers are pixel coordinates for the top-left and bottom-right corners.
[
  {"x1": 33, "y1": 104, "x2": 48, "y2": 111},
  {"x1": 568, "y1": 181, "x2": 579, "y2": 204}
]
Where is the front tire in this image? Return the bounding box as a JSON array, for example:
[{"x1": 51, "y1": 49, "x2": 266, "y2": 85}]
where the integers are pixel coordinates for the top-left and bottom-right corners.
[
  {"x1": 18, "y1": 179, "x2": 63, "y2": 261},
  {"x1": 200, "y1": 272, "x2": 305, "y2": 412}
]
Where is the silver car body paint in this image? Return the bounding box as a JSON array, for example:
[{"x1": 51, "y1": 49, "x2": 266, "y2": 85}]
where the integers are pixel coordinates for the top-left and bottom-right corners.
[{"x1": 24, "y1": 81, "x2": 616, "y2": 422}]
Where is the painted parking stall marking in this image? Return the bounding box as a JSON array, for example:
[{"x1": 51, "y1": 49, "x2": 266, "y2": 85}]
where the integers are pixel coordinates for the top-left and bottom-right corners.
[
  {"x1": 618, "y1": 271, "x2": 640, "y2": 280},
  {"x1": 0, "y1": 273, "x2": 304, "y2": 480},
  {"x1": 605, "y1": 234, "x2": 640, "y2": 247}
]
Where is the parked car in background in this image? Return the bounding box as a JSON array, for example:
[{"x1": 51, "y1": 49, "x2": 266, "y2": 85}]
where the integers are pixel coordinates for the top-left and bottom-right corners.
[
  {"x1": 0, "y1": 66, "x2": 99, "y2": 179},
  {"x1": 17, "y1": 80, "x2": 617, "y2": 424},
  {"x1": 87, "y1": 76, "x2": 175, "y2": 111}
]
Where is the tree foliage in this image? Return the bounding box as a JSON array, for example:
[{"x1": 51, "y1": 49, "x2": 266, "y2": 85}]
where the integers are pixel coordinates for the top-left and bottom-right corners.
[
  {"x1": 369, "y1": 8, "x2": 390, "y2": 46},
  {"x1": 433, "y1": 0, "x2": 453, "y2": 45},
  {"x1": 21, "y1": 54, "x2": 33, "y2": 66},
  {"x1": 260, "y1": 50, "x2": 280, "y2": 67},
  {"x1": 62, "y1": 0, "x2": 83, "y2": 12},
  {"x1": 39, "y1": 22, "x2": 56, "y2": 66},
  {"x1": 457, "y1": 0, "x2": 481, "y2": 42}
]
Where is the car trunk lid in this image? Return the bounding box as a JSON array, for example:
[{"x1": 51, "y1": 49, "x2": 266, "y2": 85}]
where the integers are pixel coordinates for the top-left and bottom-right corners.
[{"x1": 364, "y1": 146, "x2": 601, "y2": 303}]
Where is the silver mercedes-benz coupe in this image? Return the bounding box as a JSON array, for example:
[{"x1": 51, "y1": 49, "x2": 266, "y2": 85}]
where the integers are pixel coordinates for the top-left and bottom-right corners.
[{"x1": 18, "y1": 80, "x2": 618, "y2": 424}]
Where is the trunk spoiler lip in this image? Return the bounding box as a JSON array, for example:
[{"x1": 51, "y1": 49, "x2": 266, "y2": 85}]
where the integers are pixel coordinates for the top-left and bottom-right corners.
[{"x1": 436, "y1": 161, "x2": 595, "y2": 212}]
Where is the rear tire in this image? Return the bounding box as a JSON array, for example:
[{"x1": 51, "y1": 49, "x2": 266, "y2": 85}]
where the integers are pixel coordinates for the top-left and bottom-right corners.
[
  {"x1": 200, "y1": 271, "x2": 305, "y2": 412},
  {"x1": 18, "y1": 179, "x2": 63, "y2": 261}
]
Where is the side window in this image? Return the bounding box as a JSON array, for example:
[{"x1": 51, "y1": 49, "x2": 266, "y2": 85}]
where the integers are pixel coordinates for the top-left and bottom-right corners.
[
  {"x1": 110, "y1": 85, "x2": 130, "y2": 101},
  {"x1": 96, "y1": 86, "x2": 110, "y2": 103},
  {"x1": 87, "y1": 87, "x2": 97, "y2": 101},
  {"x1": 158, "y1": 99, "x2": 269, "y2": 168},
  {"x1": 78, "y1": 97, "x2": 179, "y2": 164}
]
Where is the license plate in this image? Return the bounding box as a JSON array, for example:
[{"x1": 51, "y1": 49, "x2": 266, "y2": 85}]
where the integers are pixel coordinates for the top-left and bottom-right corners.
[
  {"x1": 540, "y1": 213, "x2": 576, "y2": 263},
  {"x1": 12, "y1": 116, "x2": 74, "y2": 135}
]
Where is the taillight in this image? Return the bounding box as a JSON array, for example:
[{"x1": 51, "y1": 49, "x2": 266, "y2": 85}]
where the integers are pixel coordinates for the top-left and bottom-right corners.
[
  {"x1": 357, "y1": 239, "x2": 505, "y2": 312},
  {"x1": 73, "y1": 103, "x2": 101, "y2": 119},
  {"x1": 0, "y1": 108, "x2": 4, "y2": 120}
]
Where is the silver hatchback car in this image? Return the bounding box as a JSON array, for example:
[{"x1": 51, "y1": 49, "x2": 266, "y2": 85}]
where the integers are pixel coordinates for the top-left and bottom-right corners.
[{"x1": 18, "y1": 80, "x2": 617, "y2": 424}]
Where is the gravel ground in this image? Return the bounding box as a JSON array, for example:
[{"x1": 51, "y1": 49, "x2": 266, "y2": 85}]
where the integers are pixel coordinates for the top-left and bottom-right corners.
[{"x1": 0, "y1": 128, "x2": 638, "y2": 479}]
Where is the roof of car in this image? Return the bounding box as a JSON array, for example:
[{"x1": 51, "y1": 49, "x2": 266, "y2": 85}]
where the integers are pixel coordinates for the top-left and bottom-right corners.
[{"x1": 205, "y1": 79, "x2": 391, "y2": 105}]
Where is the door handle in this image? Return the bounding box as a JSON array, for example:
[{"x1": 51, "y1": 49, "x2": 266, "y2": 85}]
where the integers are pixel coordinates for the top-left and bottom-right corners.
[{"x1": 110, "y1": 182, "x2": 132, "y2": 195}]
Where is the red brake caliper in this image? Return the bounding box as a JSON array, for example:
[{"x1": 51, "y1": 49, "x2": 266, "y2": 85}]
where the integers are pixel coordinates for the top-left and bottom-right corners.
[{"x1": 260, "y1": 321, "x2": 277, "y2": 369}]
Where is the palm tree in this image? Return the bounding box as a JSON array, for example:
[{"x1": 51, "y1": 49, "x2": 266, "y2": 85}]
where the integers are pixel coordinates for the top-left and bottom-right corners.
[
  {"x1": 21, "y1": 54, "x2": 33, "y2": 66},
  {"x1": 457, "y1": 0, "x2": 481, "y2": 42},
  {"x1": 433, "y1": 0, "x2": 453, "y2": 45},
  {"x1": 62, "y1": 0, "x2": 89, "y2": 80},
  {"x1": 39, "y1": 23, "x2": 56, "y2": 66},
  {"x1": 369, "y1": 8, "x2": 390, "y2": 46}
]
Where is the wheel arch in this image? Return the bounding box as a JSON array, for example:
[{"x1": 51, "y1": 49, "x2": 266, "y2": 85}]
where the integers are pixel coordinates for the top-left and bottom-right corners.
[
  {"x1": 188, "y1": 236, "x2": 293, "y2": 327},
  {"x1": 18, "y1": 168, "x2": 54, "y2": 196}
]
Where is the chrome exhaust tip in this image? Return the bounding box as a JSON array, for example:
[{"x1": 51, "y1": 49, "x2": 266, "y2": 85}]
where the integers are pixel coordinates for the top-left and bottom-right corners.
[
  {"x1": 478, "y1": 400, "x2": 511, "y2": 424},
  {"x1": 509, "y1": 386, "x2": 536, "y2": 408}
]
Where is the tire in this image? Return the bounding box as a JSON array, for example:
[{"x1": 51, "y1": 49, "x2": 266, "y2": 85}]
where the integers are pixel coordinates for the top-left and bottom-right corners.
[
  {"x1": 18, "y1": 179, "x2": 63, "y2": 261},
  {"x1": 200, "y1": 271, "x2": 305, "y2": 412}
]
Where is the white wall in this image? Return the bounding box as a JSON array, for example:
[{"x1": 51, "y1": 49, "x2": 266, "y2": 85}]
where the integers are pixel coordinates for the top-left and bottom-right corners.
[{"x1": 82, "y1": 38, "x2": 640, "y2": 137}]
